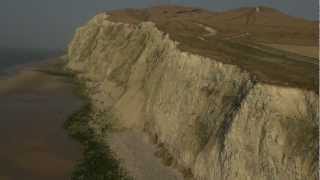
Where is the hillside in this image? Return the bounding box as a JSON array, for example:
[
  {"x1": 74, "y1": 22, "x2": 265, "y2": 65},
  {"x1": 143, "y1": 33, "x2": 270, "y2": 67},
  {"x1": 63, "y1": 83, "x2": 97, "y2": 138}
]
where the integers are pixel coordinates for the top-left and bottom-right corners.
[
  {"x1": 108, "y1": 5, "x2": 318, "y2": 45},
  {"x1": 108, "y1": 5, "x2": 319, "y2": 92},
  {"x1": 67, "y1": 5, "x2": 319, "y2": 180}
]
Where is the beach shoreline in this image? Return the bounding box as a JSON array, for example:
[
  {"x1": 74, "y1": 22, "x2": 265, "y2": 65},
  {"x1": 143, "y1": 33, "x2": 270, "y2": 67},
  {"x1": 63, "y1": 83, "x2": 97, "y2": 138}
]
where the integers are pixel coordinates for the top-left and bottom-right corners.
[{"x1": 0, "y1": 58, "x2": 83, "y2": 180}]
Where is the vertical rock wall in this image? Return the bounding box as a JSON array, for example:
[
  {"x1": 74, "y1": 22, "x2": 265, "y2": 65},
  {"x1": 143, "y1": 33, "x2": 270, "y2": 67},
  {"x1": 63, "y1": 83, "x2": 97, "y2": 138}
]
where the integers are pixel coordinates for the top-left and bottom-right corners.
[{"x1": 68, "y1": 14, "x2": 319, "y2": 180}]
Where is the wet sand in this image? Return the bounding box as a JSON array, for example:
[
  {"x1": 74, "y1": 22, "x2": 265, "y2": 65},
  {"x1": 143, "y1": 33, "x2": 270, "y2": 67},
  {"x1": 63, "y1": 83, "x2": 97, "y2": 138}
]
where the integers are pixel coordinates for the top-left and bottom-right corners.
[{"x1": 0, "y1": 61, "x2": 82, "y2": 180}]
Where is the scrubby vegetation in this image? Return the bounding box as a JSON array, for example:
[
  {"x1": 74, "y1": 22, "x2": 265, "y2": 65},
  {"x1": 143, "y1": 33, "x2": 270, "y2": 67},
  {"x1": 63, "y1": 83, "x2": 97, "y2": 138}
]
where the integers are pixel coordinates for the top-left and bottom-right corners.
[
  {"x1": 64, "y1": 103, "x2": 130, "y2": 180},
  {"x1": 61, "y1": 65, "x2": 131, "y2": 180}
]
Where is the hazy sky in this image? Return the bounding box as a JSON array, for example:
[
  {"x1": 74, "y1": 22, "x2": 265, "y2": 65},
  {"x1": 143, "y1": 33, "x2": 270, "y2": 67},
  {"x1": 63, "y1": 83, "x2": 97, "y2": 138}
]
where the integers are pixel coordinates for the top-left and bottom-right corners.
[{"x1": 0, "y1": 0, "x2": 318, "y2": 49}]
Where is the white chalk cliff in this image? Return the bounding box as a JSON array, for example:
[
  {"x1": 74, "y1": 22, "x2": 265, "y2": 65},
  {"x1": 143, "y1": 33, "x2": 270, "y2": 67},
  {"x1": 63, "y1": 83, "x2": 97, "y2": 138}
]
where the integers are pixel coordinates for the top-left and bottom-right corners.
[{"x1": 67, "y1": 13, "x2": 319, "y2": 180}]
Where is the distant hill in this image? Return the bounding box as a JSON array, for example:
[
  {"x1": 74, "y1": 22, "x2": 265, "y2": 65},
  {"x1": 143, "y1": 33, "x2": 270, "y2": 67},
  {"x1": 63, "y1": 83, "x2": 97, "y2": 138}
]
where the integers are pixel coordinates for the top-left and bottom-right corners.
[
  {"x1": 107, "y1": 5, "x2": 318, "y2": 91},
  {"x1": 108, "y1": 5, "x2": 318, "y2": 46}
]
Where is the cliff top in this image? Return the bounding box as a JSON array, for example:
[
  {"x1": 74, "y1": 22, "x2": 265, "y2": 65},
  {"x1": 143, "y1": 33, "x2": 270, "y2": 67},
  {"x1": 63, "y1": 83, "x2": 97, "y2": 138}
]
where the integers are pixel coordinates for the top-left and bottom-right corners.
[{"x1": 106, "y1": 5, "x2": 319, "y2": 92}]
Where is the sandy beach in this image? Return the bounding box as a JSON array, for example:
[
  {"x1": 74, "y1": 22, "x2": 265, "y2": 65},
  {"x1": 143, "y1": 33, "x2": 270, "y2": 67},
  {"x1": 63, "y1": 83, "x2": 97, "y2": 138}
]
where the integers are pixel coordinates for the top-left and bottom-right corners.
[{"x1": 0, "y1": 59, "x2": 83, "y2": 180}]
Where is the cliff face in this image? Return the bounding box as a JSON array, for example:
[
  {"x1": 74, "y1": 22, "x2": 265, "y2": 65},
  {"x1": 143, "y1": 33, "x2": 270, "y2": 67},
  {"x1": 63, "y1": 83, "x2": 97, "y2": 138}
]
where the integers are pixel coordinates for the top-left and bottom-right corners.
[{"x1": 67, "y1": 13, "x2": 319, "y2": 180}]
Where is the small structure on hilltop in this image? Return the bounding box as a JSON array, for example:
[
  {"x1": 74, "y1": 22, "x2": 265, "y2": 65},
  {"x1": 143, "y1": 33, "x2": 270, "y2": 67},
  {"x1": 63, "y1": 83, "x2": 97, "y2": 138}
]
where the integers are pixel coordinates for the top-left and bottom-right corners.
[{"x1": 256, "y1": 7, "x2": 261, "y2": 13}]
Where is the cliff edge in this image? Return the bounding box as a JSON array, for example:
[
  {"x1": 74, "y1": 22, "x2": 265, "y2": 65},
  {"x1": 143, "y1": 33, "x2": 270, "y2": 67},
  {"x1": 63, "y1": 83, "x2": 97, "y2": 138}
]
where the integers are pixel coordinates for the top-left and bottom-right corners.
[{"x1": 67, "y1": 6, "x2": 319, "y2": 180}]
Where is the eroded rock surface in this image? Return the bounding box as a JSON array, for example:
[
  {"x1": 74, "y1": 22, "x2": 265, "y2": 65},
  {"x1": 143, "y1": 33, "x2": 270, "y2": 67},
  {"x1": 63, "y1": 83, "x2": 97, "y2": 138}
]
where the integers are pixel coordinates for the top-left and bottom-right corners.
[{"x1": 67, "y1": 13, "x2": 319, "y2": 180}]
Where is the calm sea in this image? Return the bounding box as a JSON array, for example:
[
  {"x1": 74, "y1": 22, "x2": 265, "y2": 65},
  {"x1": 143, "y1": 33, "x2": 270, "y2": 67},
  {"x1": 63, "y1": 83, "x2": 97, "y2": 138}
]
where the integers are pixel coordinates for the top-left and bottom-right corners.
[{"x1": 0, "y1": 47, "x2": 62, "y2": 74}]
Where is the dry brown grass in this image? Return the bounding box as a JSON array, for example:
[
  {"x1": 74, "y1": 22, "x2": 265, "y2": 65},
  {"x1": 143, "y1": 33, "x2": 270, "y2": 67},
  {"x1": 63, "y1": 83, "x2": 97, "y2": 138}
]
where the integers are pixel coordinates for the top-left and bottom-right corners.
[
  {"x1": 108, "y1": 5, "x2": 318, "y2": 46},
  {"x1": 107, "y1": 5, "x2": 319, "y2": 92},
  {"x1": 261, "y1": 43, "x2": 319, "y2": 59}
]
